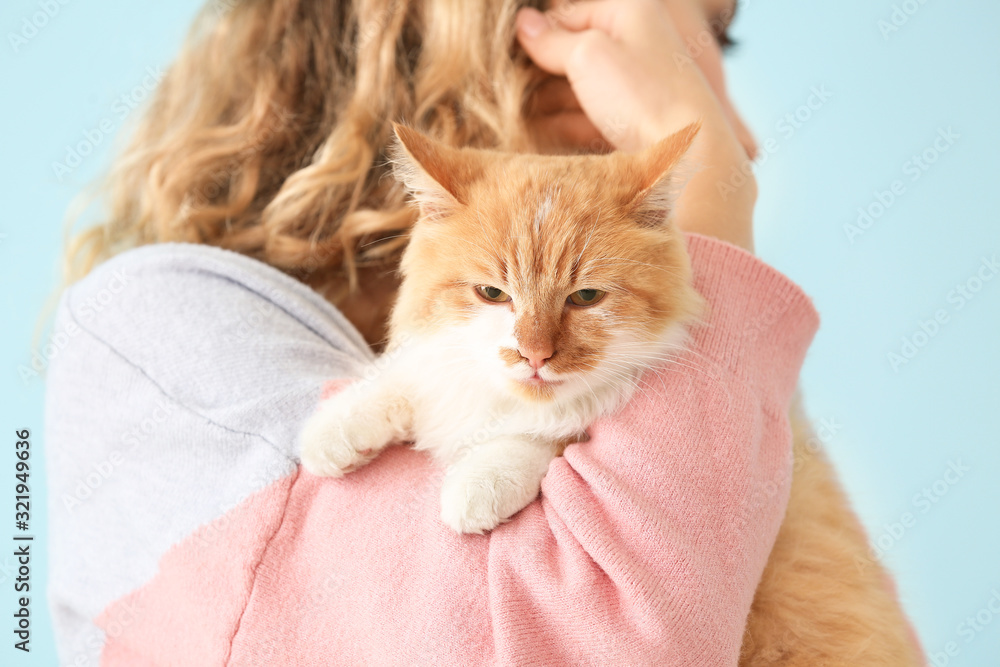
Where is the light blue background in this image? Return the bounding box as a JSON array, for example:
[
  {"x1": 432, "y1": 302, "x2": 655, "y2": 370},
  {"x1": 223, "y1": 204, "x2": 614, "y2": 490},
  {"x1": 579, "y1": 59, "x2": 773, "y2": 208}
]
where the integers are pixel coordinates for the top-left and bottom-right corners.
[{"x1": 1, "y1": 0, "x2": 997, "y2": 665}]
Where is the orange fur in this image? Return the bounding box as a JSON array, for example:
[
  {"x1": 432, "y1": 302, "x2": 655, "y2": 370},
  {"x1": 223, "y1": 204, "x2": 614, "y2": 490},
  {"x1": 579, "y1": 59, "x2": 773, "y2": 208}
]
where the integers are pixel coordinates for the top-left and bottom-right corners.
[
  {"x1": 388, "y1": 126, "x2": 924, "y2": 661},
  {"x1": 301, "y1": 124, "x2": 715, "y2": 534},
  {"x1": 389, "y1": 123, "x2": 703, "y2": 404},
  {"x1": 739, "y1": 397, "x2": 924, "y2": 666}
]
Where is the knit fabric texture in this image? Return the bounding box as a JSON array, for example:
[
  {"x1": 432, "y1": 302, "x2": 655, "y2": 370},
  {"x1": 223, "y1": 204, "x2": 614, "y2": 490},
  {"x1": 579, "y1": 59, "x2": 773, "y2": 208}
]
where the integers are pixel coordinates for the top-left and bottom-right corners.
[{"x1": 45, "y1": 233, "x2": 819, "y2": 666}]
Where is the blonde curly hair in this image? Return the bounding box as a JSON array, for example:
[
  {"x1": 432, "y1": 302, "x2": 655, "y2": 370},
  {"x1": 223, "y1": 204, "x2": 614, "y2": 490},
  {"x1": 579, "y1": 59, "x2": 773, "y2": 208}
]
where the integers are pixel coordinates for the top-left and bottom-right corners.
[{"x1": 65, "y1": 0, "x2": 546, "y2": 300}]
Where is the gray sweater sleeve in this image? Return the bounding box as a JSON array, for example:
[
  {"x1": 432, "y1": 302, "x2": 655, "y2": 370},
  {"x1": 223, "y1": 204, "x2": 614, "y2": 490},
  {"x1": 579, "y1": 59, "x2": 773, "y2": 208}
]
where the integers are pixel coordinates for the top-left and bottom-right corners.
[{"x1": 43, "y1": 243, "x2": 373, "y2": 666}]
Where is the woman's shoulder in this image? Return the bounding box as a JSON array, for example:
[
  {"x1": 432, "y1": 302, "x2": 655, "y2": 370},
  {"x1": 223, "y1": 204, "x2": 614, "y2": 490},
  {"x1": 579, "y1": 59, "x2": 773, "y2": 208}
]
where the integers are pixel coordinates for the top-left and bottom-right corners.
[
  {"x1": 48, "y1": 241, "x2": 374, "y2": 444},
  {"x1": 64, "y1": 242, "x2": 371, "y2": 357}
]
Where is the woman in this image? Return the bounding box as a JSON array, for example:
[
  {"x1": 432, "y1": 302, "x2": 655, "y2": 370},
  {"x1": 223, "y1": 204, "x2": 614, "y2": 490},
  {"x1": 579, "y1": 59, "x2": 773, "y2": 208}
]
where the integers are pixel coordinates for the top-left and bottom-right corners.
[{"x1": 46, "y1": 0, "x2": 921, "y2": 664}]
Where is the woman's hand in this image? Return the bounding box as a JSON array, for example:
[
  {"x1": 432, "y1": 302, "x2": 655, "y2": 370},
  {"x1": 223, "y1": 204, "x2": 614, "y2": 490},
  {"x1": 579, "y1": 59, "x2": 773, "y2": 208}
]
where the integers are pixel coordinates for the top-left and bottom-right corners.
[{"x1": 517, "y1": 0, "x2": 757, "y2": 251}]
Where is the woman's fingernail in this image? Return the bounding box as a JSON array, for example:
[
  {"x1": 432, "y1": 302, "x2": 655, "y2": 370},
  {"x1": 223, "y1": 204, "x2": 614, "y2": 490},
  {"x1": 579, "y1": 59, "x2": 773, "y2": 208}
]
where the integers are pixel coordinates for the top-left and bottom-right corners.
[{"x1": 518, "y1": 8, "x2": 548, "y2": 39}]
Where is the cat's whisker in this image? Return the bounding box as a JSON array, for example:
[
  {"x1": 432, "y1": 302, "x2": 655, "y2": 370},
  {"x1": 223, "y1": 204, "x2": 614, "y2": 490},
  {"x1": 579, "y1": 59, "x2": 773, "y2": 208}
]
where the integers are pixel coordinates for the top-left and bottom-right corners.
[
  {"x1": 599, "y1": 367, "x2": 662, "y2": 403},
  {"x1": 360, "y1": 233, "x2": 409, "y2": 249},
  {"x1": 343, "y1": 125, "x2": 705, "y2": 534},
  {"x1": 577, "y1": 372, "x2": 600, "y2": 403},
  {"x1": 604, "y1": 340, "x2": 706, "y2": 361},
  {"x1": 613, "y1": 355, "x2": 710, "y2": 382},
  {"x1": 569, "y1": 360, "x2": 653, "y2": 405},
  {"x1": 598, "y1": 352, "x2": 716, "y2": 391}
]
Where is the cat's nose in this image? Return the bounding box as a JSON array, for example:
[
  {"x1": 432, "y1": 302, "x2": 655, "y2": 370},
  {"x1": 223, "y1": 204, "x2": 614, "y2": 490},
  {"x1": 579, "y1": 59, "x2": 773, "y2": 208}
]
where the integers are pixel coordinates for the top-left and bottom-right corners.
[{"x1": 518, "y1": 344, "x2": 554, "y2": 371}]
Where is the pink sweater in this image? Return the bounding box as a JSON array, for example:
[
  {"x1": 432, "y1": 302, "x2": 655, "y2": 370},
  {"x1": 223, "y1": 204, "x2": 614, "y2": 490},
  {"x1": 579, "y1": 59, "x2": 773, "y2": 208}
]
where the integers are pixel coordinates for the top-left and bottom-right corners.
[{"x1": 86, "y1": 234, "x2": 818, "y2": 666}]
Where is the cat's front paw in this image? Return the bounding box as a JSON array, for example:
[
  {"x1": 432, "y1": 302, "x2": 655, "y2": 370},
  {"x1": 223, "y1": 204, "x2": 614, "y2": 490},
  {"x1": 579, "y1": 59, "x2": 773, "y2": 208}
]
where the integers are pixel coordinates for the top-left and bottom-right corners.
[
  {"x1": 439, "y1": 468, "x2": 539, "y2": 535},
  {"x1": 299, "y1": 397, "x2": 384, "y2": 477}
]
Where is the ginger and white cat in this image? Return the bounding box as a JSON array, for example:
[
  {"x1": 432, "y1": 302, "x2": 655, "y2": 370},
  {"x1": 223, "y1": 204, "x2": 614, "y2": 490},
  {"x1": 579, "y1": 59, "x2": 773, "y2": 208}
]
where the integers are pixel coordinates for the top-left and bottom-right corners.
[{"x1": 300, "y1": 122, "x2": 703, "y2": 534}]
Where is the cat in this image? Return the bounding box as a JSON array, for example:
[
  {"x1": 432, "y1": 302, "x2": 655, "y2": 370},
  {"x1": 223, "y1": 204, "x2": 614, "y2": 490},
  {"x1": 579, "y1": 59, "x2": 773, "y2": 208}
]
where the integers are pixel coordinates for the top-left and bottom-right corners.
[{"x1": 299, "y1": 121, "x2": 703, "y2": 534}]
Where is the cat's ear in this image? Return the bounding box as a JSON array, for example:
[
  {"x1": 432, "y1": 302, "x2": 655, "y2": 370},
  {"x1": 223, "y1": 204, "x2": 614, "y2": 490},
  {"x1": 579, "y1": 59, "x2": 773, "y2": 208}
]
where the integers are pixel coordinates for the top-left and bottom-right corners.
[
  {"x1": 627, "y1": 121, "x2": 701, "y2": 227},
  {"x1": 390, "y1": 123, "x2": 483, "y2": 222}
]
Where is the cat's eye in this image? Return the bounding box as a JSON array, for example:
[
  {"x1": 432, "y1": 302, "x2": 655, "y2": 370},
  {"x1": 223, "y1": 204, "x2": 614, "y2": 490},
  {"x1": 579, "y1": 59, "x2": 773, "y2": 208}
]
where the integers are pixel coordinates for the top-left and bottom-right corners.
[
  {"x1": 475, "y1": 285, "x2": 511, "y2": 303},
  {"x1": 567, "y1": 289, "x2": 606, "y2": 307}
]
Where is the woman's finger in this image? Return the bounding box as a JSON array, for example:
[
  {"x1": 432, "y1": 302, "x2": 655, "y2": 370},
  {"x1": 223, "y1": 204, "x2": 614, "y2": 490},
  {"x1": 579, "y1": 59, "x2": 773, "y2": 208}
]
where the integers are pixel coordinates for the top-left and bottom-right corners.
[
  {"x1": 516, "y1": 8, "x2": 573, "y2": 75},
  {"x1": 544, "y1": 0, "x2": 620, "y2": 35},
  {"x1": 517, "y1": 7, "x2": 610, "y2": 76}
]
